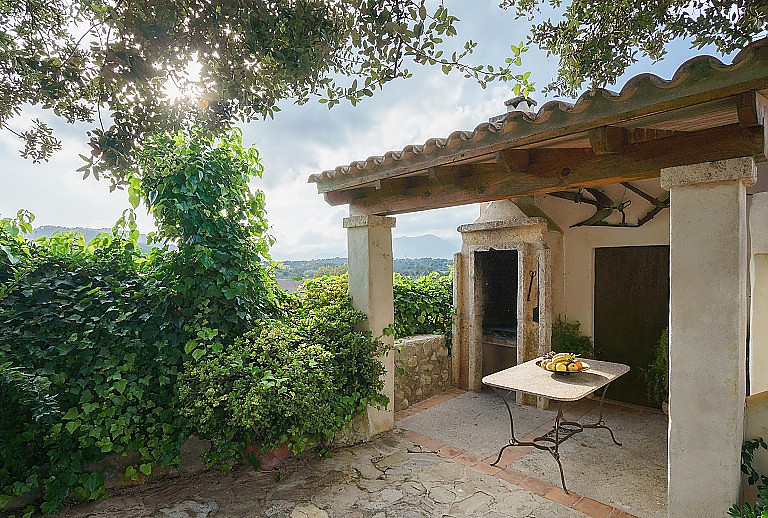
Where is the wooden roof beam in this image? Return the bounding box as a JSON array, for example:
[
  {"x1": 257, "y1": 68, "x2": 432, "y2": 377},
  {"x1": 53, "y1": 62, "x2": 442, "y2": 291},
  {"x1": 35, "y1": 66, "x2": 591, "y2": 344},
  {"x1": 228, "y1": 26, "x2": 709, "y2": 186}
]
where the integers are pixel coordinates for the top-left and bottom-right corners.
[
  {"x1": 333, "y1": 123, "x2": 764, "y2": 215},
  {"x1": 588, "y1": 126, "x2": 628, "y2": 155},
  {"x1": 495, "y1": 149, "x2": 530, "y2": 173},
  {"x1": 738, "y1": 91, "x2": 760, "y2": 127}
]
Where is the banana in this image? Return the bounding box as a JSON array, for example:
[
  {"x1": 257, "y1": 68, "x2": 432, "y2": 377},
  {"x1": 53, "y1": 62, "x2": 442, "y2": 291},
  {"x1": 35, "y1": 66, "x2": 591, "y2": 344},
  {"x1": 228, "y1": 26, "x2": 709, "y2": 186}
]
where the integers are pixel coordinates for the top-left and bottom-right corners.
[
  {"x1": 551, "y1": 353, "x2": 576, "y2": 366},
  {"x1": 540, "y1": 354, "x2": 588, "y2": 372}
]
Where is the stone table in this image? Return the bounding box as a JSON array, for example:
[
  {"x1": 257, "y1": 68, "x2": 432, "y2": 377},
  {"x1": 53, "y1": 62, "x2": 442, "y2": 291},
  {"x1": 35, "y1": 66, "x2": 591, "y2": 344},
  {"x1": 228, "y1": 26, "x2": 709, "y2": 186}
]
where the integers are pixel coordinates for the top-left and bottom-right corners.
[{"x1": 482, "y1": 358, "x2": 630, "y2": 493}]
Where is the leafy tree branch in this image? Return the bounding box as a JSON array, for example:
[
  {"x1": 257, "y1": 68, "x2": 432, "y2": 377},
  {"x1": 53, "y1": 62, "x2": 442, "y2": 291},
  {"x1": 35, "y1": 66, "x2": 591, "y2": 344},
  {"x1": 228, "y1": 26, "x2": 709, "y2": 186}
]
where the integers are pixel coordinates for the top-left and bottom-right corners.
[
  {"x1": 499, "y1": 0, "x2": 768, "y2": 95},
  {"x1": 1, "y1": 0, "x2": 531, "y2": 187}
]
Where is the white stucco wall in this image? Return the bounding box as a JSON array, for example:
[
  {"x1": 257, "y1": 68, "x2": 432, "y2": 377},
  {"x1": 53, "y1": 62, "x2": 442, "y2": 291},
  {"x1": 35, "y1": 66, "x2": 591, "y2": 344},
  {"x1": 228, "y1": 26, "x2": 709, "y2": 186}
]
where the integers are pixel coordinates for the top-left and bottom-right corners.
[
  {"x1": 745, "y1": 391, "x2": 768, "y2": 503},
  {"x1": 533, "y1": 179, "x2": 670, "y2": 337},
  {"x1": 749, "y1": 193, "x2": 768, "y2": 395}
]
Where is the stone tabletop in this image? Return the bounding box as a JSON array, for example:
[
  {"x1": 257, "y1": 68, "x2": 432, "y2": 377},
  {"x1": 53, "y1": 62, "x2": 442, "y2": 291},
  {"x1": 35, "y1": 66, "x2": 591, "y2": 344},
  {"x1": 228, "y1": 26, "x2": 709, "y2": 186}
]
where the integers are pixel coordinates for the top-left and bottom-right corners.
[{"x1": 481, "y1": 358, "x2": 630, "y2": 402}]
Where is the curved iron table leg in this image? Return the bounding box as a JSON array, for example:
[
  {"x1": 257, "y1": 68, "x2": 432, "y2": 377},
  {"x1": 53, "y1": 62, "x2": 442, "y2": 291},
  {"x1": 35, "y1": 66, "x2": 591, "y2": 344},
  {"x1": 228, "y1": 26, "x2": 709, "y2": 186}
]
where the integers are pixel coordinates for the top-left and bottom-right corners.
[
  {"x1": 593, "y1": 423, "x2": 622, "y2": 446},
  {"x1": 490, "y1": 388, "x2": 518, "y2": 467},
  {"x1": 490, "y1": 442, "x2": 514, "y2": 467},
  {"x1": 552, "y1": 450, "x2": 568, "y2": 493},
  {"x1": 488, "y1": 382, "x2": 623, "y2": 494},
  {"x1": 581, "y1": 385, "x2": 623, "y2": 446}
]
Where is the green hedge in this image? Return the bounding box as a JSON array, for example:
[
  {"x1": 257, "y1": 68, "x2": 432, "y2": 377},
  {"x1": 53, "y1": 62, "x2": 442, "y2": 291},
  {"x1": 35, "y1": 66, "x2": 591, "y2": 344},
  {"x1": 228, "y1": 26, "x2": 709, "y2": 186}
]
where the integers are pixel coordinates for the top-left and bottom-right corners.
[
  {"x1": 179, "y1": 275, "x2": 386, "y2": 466},
  {"x1": 0, "y1": 230, "x2": 188, "y2": 514},
  {"x1": 0, "y1": 131, "x2": 387, "y2": 515},
  {"x1": 392, "y1": 271, "x2": 453, "y2": 340}
]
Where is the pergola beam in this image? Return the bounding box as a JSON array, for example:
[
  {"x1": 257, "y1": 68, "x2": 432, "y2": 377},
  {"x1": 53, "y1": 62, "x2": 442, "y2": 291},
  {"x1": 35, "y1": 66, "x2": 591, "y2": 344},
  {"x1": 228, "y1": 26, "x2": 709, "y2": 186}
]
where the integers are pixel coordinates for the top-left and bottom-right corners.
[
  {"x1": 331, "y1": 124, "x2": 763, "y2": 215},
  {"x1": 496, "y1": 148, "x2": 531, "y2": 173},
  {"x1": 589, "y1": 126, "x2": 627, "y2": 155}
]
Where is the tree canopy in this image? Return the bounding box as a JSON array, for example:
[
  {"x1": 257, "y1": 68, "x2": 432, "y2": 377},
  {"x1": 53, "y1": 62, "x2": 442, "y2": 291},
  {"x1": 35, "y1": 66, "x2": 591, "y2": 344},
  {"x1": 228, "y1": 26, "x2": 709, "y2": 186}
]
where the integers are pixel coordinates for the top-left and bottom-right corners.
[
  {"x1": 1, "y1": 0, "x2": 531, "y2": 188},
  {"x1": 4, "y1": 0, "x2": 766, "y2": 187},
  {"x1": 500, "y1": 0, "x2": 768, "y2": 95}
]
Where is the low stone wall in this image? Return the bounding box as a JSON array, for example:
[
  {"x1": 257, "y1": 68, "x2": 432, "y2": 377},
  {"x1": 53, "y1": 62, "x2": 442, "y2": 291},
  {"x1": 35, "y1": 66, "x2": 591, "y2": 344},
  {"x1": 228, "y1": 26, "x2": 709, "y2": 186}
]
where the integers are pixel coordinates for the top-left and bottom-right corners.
[{"x1": 394, "y1": 334, "x2": 452, "y2": 411}]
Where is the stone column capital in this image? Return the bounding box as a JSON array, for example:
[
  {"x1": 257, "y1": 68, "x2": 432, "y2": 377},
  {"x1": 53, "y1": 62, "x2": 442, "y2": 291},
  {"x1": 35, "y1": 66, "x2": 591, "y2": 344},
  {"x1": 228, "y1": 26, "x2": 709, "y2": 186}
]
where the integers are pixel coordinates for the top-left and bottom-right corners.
[
  {"x1": 343, "y1": 214, "x2": 396, "y2": 229},
  {"x1": 661, "y1": 157, "x2": 757, "y2": 190}
]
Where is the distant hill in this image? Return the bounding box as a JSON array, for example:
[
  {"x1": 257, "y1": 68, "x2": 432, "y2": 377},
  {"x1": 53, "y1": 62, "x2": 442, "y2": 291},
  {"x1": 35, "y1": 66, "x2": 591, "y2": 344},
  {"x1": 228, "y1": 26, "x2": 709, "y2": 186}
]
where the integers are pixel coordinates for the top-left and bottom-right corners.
[
  {"x1": 393, "y1": 234, "x2": 458, "y2": 259},
  {"x1": 277, "y1": 257, "x2": 452, "y2": 281},
  {"x1": 26, "y1": 225, "x2": 158, "y2": 253}
]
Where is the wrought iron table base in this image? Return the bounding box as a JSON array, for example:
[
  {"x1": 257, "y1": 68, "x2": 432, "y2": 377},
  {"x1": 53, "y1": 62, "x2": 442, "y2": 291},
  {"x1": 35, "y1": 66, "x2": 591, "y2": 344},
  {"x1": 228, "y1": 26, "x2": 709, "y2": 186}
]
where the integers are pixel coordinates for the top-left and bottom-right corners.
[{"x1": 490, "y1": 385, "x2": 621, "y2": 493}]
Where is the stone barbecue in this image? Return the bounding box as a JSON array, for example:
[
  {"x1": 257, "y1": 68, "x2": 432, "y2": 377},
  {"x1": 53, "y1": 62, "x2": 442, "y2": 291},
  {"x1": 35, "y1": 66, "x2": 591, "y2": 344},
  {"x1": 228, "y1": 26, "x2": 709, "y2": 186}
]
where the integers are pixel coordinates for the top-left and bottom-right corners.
[{"x1": 452, "y1": 200, "x2": 552, "y2": 407}]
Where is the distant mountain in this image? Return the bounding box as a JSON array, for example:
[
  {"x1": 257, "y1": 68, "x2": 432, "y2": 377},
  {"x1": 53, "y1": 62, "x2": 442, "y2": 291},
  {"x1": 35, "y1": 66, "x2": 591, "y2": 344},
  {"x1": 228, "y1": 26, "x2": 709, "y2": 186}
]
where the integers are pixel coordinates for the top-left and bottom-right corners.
[
  {"x1": 276, "y1": 257, "x2": 452, "y2": 281},
  {"x1": 393, "y1": 234, "x2": 458, "y2": 259},
  {"x1": 26, "y1": 225, "x2": 157, "y2": 253}
]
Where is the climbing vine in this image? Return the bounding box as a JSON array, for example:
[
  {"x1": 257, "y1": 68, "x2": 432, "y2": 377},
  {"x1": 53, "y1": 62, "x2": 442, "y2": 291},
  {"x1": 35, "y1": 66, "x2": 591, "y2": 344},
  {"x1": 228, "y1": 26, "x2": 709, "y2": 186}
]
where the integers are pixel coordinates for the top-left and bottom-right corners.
[
  {"x1": 730, "y1": 438, "x2": 768, "y2": 517},
  {"x1": 0, "y1": 131, "x2": 386, "y2": 515}
]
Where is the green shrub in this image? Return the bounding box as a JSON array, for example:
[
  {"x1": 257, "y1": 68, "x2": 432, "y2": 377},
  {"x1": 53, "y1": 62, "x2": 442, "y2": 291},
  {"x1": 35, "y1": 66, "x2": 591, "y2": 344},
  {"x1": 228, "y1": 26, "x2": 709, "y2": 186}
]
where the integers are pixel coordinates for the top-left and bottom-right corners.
[
  {"x1": 730, "y1": 438, "x2": 768, "y2": 517},
  {"x1": 0, "y1": 230, "x2": 188, "y2": 513},
  {"x1": 392, "y1": 271, "x2": 453, "y2": 341},
  {"x1": 0, "y1": 131, "x2": 383, "y2": 514},
  {"x1": 179, "y1": 275, "x2": 387, "y2": 467},
  {"x1": 551, "y1": 316, "x2": 594, "y2": 357},
  {"x1": 644, "y1": 328, "x2": 669, "y2": 407},
  {"x1": 0, "y1": 363, "x2": 60, "y2": 514}
]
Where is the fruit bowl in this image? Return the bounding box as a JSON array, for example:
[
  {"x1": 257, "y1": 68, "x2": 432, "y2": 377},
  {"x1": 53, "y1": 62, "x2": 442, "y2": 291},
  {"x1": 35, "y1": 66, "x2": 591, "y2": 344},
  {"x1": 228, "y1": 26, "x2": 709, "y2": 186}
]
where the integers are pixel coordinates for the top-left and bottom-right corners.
[{"x1": 537, "y1": 352, "x2": 590, "y2": 373}]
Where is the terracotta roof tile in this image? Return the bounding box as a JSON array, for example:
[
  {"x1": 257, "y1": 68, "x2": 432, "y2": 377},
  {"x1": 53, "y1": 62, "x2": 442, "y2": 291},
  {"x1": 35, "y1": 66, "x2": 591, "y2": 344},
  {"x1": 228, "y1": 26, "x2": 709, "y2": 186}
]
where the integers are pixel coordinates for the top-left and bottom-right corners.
[{"x1": 308, "y1": 38, "x2": 768, "y2": 188}]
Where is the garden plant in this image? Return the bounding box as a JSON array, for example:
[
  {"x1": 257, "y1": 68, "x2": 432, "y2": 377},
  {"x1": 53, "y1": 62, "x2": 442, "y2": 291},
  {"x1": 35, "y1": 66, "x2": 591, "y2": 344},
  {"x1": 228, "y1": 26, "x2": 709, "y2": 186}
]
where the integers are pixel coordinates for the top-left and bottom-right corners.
[{"x1": 0, "y1": 130, "x2": 387, "y2": 515}]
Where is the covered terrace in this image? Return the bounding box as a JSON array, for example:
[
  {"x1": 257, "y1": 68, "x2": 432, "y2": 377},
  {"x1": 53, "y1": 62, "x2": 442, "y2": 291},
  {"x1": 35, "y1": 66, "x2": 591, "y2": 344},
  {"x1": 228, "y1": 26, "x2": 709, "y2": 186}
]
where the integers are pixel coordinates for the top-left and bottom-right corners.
[{"x1": 309, "y1": 39, "x2": 768, "y2": 517}]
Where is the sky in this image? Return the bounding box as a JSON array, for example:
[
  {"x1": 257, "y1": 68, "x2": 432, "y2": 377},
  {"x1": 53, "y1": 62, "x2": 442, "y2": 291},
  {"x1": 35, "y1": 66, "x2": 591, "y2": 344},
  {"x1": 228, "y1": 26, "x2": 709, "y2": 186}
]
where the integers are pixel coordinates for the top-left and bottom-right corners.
[{"x1": 0, "y1": 3, "x2": 739, "y2": 260}]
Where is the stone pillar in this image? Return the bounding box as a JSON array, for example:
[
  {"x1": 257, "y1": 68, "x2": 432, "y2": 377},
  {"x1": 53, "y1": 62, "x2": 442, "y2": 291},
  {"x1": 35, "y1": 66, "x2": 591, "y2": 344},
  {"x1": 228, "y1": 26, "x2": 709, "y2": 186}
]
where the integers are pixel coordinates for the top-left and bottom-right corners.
[
  {"x1": 452, "y1": 251, "x2": 465, "y2": 387},
  {"x1": 749, "y1": 193, "x2": 768, "y2": 395},
  {"x1": 344, "y1": 214, "x2": 396, "y2": 437},
  {"x1": 536, "y1": 247, "x2": 552, "y2": 410},
  {"x1": 516, "y1": 242, "x2": 537, "y2": 406},
  {"x1": 661, "y1": 157, "x2": 756, "y2": 517}
]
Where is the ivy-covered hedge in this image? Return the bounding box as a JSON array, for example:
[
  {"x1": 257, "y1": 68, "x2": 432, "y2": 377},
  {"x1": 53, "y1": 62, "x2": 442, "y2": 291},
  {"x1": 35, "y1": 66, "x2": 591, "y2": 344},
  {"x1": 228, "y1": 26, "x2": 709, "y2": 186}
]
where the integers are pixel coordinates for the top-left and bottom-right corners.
[
  {"x1": 180, "y1": 275, "x2": 386, "y2": 466},
  {"x1": 0, "y1": 131, "x2": 387, "y2": 516},
  {"x1": 393, "y1": 271, "x2": 453, "y2": 340}
]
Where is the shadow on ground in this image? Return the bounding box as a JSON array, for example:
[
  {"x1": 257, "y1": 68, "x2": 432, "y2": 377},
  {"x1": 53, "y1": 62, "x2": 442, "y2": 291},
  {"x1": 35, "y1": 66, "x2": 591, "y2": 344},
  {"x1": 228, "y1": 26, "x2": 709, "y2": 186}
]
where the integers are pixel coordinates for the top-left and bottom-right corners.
[
  {"x1": 398, "y1": 390, "x2": 668, "y2": 518},
  {"x1": 58, "y1": 429, "x2": 584, "y2": 518}
]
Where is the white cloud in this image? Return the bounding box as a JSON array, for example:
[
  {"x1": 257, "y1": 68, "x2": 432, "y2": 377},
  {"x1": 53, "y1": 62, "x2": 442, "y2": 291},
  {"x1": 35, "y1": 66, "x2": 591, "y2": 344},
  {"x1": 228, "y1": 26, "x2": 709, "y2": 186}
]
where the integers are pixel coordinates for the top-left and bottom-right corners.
[{"x1": 0, "y1": 2, "x2": 734, "y2": 260}]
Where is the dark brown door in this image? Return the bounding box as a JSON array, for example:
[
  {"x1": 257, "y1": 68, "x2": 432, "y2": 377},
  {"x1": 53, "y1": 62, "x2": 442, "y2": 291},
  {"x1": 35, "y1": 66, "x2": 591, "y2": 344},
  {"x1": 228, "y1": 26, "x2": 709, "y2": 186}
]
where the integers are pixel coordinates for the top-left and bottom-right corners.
[{"x1": 594, "y1": 245, "x2": 669, "y2": 406}]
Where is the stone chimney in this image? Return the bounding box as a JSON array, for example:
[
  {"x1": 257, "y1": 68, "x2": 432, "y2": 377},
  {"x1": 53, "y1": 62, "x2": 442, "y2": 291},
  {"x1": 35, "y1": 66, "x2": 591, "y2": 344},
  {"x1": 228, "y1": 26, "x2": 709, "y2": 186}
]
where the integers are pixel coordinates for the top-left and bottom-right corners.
[
  {"x1": 504, "y1": 95, "x2": 537, "y2": 115},
  {"x1": 489, "y1": 95, "x2": 537, "y2": 123}
]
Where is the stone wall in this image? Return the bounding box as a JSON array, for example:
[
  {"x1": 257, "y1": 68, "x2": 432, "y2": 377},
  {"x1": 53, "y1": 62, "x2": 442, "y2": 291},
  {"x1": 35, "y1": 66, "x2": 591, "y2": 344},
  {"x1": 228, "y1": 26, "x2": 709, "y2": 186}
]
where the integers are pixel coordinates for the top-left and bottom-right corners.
[{"x1": 394, "y1": 334, "x2": 452, "y2": 411}]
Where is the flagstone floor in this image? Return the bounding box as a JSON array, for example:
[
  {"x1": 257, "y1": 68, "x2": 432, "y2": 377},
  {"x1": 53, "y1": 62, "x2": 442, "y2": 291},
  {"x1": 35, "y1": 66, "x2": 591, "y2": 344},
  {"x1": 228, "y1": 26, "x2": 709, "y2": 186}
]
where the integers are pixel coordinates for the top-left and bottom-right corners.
[{"x1": 58, "y1": 389, "x2": 666, "y2": 518}]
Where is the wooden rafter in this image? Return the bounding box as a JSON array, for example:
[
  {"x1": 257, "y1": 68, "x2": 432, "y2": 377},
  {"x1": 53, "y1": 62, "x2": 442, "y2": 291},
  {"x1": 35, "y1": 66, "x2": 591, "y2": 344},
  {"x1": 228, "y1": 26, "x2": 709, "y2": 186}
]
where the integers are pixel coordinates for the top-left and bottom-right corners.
[
  {"x1": 326, "y1": 124, "x2": 764, "y2": 216},
  {"x1": 588, "y1": 126, "x2": 627, "y2": 155}
]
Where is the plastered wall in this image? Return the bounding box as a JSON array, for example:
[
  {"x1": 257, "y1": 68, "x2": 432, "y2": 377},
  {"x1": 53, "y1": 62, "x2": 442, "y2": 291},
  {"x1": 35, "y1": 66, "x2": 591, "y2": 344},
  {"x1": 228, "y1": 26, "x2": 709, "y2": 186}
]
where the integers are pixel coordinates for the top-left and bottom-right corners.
[{"x1": 532, "y1": 179, "x2": 670, "y2": 337}]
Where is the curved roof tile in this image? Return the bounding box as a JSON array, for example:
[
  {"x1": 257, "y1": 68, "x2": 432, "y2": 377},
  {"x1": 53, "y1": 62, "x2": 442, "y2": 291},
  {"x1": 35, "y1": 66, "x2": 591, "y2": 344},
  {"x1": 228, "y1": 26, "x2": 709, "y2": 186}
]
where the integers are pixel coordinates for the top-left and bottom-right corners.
[{"x1": 308, "y1": 38, "x2": 768, "y2": 185}]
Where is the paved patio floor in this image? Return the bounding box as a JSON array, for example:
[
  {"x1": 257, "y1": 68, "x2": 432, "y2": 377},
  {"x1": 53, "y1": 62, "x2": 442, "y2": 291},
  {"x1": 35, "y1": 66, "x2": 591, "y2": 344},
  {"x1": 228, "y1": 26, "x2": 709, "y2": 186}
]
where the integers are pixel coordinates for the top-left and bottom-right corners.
[
  {"x1": 397, "y1": 390, "x2": 668, "y2": 518},
  {"x1": 57, "y1": 389, "x2": 665, "y2": 518}
]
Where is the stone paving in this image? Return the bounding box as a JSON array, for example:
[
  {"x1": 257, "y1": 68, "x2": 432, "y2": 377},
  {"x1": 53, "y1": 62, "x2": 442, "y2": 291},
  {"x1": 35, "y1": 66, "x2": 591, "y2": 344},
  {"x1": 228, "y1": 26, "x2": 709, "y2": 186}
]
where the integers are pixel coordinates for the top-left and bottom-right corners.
[
  {"x1": 59, "y1": 428, "x2": 585, "y2": 518},
  {"x1": 57, "y1": 388, "x2": 663, "y2": 518},
  {"x1": 397, "y1": 390, "x2": 667, "y2": 518}
]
